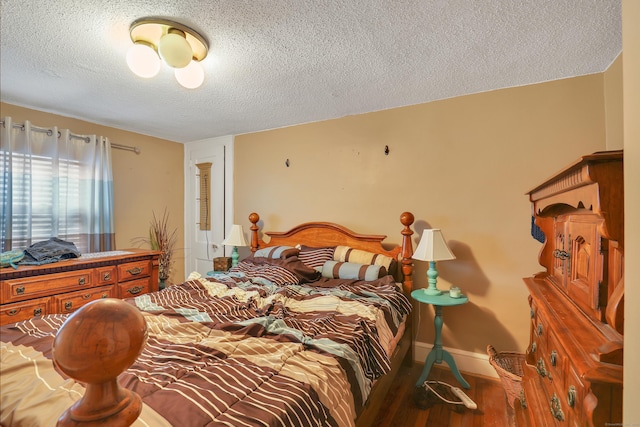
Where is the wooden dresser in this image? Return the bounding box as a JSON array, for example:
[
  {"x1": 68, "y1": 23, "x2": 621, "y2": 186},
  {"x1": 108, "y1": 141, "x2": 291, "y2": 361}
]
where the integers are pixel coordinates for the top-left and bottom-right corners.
[
  {"x1": 0, "y1": 249, "x2": 160, "y2": 326},
  {"x1": 516, "y1": 151, "x2": 624, "y2": 426}
]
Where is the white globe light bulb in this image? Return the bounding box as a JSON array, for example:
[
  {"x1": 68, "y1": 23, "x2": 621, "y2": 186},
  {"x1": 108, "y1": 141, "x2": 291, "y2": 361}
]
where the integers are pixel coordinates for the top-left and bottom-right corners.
[
  {"x1": 158, "y1": 32, "x2": 192, "y2": 68},
  {"x1": 126, "y1": 43, "x2": 161, "y2": 78},
  {"x1": 175, "y1": 61, "x2": 205, "y2": 89}
]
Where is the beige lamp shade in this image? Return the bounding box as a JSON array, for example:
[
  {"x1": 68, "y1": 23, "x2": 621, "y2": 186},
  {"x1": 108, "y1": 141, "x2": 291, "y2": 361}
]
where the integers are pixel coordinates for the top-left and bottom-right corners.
[
  {"x1": 222, "y1": 225, "x2": 248, "y2": 247},
  {"x1": 412, "y1": 229, "x2": 456, "y2": 262}
]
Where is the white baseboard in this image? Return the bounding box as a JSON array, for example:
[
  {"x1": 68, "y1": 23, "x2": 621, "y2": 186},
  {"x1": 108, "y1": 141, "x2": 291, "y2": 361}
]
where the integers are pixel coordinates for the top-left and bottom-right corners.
[{"x1": 413, "y1": 341, "x2": 499, "y2": 379}]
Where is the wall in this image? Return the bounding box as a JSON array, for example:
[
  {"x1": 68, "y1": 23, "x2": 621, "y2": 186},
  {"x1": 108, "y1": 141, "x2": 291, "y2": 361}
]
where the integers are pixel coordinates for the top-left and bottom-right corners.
[
  {"x1": 0, "y1": 102, "x2": 186, "y2": 284},
  {"x1": 234, "y1": 74, "x2": 607, "y2": 358},
  {"x1": 622, "y1": 1, "x2": 640, "y2": 424},
  {"x1": 604, "y1": 54, "x2": 623, "y2": 150}
]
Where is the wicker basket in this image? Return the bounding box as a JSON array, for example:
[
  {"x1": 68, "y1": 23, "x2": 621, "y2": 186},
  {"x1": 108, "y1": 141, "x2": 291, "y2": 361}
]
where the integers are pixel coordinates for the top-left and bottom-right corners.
[{"x1": 487, "y1": 345, "x2": 525, "y2": 408}]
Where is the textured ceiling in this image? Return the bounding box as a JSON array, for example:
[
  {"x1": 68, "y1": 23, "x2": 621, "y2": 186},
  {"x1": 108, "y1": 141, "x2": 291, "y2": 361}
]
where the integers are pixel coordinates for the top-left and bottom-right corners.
[{"x1": 0, "y1": 0, "x2": 621, "y2": 143}]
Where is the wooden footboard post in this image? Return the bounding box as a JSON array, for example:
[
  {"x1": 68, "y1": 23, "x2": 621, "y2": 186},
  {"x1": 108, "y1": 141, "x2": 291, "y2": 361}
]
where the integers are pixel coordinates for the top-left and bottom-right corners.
[
  {"x1": 249, "y1": 212, "x2": 260, "y2": 253},
  {"x1": 400, "y1": 211, "x2": 415, "y2": 296},
  {"x1": 52, "y1": 299, "x2": 147, "y2": 427}
]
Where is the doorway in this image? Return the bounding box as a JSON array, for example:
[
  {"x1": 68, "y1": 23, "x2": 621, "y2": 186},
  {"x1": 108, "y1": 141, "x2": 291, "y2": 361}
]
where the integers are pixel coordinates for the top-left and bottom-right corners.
[{"x1": 183, "y1": 136, "x2": 234, "y2": 278}]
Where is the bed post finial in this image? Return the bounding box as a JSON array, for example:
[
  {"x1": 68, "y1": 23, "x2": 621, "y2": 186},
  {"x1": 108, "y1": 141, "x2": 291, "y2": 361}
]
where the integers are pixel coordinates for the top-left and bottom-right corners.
[
  {"x1": 249, "y1": 212, "x2": 260, "y2": 252},
  {"x1": 400, "y1": 211, "x2": 415, "y2": 295},
  {"x1": 52, "y1": 298, "x2": 146, "y2": 426}
]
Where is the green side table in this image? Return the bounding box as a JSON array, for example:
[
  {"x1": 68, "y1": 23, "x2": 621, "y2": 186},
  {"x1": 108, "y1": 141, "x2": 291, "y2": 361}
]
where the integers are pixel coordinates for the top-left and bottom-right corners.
[{"x1": 411, "y1": 289, "x2": 471, "y2": 389}]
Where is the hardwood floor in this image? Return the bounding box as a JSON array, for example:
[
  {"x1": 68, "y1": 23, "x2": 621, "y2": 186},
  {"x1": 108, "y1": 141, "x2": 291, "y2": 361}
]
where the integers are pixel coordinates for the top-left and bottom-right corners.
[{"x1": 371, "y1": 363, "x2": 516, "y2": 427}]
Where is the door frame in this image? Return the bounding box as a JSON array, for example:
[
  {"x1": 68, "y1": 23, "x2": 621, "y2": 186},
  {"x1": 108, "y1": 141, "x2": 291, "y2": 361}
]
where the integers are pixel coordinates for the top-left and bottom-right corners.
[{"x1": 183, "y1": 135, "x2": 234, "y2": 280}]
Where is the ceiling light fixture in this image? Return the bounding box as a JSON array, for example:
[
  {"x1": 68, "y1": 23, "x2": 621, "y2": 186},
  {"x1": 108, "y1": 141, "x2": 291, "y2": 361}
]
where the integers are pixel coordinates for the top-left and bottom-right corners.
[{"x1": 126, "y1": 18, "x2": 209, "y2": 89}]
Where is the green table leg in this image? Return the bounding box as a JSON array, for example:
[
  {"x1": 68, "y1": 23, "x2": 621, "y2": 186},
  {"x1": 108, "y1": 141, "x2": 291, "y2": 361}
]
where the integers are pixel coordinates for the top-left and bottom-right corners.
[{"x1": 415, "y1": 305, "x2": 471, "y2": 389}]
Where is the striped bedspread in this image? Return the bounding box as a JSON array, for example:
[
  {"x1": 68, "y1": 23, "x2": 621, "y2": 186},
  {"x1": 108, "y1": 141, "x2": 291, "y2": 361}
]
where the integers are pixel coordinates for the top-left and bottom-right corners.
[{"x1": 0, "y1": 258, "x2": 411, "y2": 427}]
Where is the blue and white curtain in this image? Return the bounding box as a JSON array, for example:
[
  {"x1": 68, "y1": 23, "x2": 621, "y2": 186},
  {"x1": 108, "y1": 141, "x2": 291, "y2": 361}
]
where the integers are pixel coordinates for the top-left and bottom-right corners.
[{"x1": 0, "y1": 117, "x2": 115, "y2": 253}]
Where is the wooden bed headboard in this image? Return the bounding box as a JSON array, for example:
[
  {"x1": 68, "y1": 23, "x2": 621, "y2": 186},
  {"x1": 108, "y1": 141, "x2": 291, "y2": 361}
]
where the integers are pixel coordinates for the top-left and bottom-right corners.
[{"x1": 248, "y1": 212, "x2": 416, "y2": 295}]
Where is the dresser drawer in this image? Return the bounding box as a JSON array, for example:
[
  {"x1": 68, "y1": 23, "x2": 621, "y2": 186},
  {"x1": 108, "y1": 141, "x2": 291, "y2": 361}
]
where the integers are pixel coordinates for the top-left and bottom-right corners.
[
  {"x1": 3, "y1": 270, "x2": 93, "y2": 303},
  {"x1": 95, "y1": 266, "x2": 117, "y2": 285},
  {"x1": 53, "y1": 285, "x2": 114, "y2": 314},
  {"x1": 0, "y1": 297, "x2": 49, "y2": 325},
  {"x1": 118, "y1": 260, "x2": 151, "y2": 282},
  {"x1": 117, "y1": 278, "x2": 150, "y2": 298}
]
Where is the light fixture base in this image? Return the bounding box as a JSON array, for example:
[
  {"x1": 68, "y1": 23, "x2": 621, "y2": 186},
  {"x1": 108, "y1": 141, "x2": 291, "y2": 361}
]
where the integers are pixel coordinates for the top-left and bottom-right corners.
[{"x1": 129, "y1": 17, "x2": 209, "y2": 62}]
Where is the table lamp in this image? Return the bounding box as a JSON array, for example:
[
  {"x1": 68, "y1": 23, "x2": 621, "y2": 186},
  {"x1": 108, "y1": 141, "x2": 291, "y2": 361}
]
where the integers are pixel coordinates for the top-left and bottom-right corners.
[
  {"x1": 222, "y1": 224, "x2": 248, "y2": 267},
  {"x1": 412, "y1": 228, "x2": 456, "y2": 295}
]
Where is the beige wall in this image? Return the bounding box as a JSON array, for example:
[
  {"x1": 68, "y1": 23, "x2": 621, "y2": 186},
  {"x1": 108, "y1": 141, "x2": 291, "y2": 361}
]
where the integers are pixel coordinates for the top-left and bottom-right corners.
[
  {"x1": 234, "y1": 74, "x2": 607, "y2": 354},
  {"x1": 0, "y1": 102, "x2": 186, "y2": 284},
  {"x1": 605, "y1": 54, "x2": 624, "y2": 150},
  {"x1": 622, "y1": 1, "x2": 639, "y2": 424}
]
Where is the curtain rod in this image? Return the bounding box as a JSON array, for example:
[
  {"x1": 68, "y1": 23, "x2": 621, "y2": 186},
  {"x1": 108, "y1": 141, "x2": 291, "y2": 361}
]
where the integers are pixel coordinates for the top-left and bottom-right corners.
[
  {"x1": 111, "y1": 143, "x2": 141, "y2": 154},
  {"x1": 0, "y1": 119, "x2": 141, "y2": 155}
]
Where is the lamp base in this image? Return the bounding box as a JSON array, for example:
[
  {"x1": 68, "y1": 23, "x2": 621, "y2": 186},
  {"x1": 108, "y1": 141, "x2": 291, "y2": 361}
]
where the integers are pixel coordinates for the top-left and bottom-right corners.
[
  {"x1": 424, "y1": 261, "x2": 442, "y2": 295},
  {"x1": 231, "y1": 246, "x2": 240, "y2": 267}
]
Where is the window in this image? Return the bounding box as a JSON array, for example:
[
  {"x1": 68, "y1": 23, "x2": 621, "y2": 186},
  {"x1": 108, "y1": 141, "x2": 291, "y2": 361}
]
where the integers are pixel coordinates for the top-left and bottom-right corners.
[{"x1": 1, "y1": 118, "x2": 114, "y2": 254}]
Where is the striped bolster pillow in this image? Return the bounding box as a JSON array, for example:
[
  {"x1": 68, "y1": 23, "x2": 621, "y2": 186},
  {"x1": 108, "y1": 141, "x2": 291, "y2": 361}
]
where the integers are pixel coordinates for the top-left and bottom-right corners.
[
  {"x1": 297, "y1": 246, "x2": 336, "y2": 269},
  {"x1": 333, "y1": 245, "x2": 394, "y2": 270},
  {"x1": 321, "y1": 260, "x2": 387, "y2": 281},
  {"x1": 253, "y1": 246, "x2": 299, "y2": 259}
]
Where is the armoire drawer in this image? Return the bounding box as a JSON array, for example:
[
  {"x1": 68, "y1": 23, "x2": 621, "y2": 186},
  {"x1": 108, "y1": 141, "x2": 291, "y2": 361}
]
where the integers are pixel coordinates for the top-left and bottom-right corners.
[
  {"x1": 545, "y1": 329, "x2": 566, "y2": 389},
  {"x1": 53, "y1": 285, "x2": 114, "y2": 314},
  {"x1": 0, "y1": 297, "x2": 49, "y2": 325}
]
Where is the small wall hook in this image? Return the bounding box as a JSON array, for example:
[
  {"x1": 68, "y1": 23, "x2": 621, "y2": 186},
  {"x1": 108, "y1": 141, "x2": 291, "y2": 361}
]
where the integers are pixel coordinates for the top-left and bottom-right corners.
[
  {"x1": 384, "y1": 145, "x2": 390, "y2": 155},
  {"x1": 285, "y1": 159, "x2": 290, "y2": 167}
]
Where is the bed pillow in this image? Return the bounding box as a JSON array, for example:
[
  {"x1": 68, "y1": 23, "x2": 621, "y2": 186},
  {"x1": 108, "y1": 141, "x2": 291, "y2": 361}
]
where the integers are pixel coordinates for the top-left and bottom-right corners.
[
  {"x1": 321, "y1": 260, "x2": 387, "y2": 281},
  {"x1": 333, "y1": 245, "x2": 395, "y2": 271},
  {"x1": 252, "y1": 245, "x2": 299, "y2": 259},
  {"x1": 231, "y1": 256, "x2": 320, "y2": 285},
  {"x1": 296, "y1": 245, "x2": 335, "y2": 270}
]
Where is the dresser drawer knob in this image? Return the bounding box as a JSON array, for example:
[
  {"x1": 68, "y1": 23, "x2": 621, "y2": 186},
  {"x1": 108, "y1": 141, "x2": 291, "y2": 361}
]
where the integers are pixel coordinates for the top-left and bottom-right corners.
[
  {"x1": 127, "y1": 267, "x2": 143, "y2": 275},
  {"x1": 34, "y1": 308, "x2": 42, "y2": 317},
  {"x1": 530, "y1": 308, "x2": 535, "y2": 319},
  {"x1": 567, "y1": 385, "x2": 576, "y2": 408},
  {"x1": 16, "y1": 286, "x2": 25, "y2": 295},
  {"x1": 550, "y1": 394, "x2": 565, "y2": 421},
  {"x1": 127, "y1": 286, "x2": 144, "y2": 295},
  {"x1": 531, "y1": 342, "x2": 537, "y2": 353},
  {"x1": 103, "y1": 272, "x2": 111, "y2": 281},
  {"x1": 519, "y1": 390, "x2": 527, "y2": 409},
  {"x1": 550, "y1": 350, "x2": 557, "y2": 367},
  {"x1": 82, "y1": 294, "x2": 91, "y2": 300},
  {"x1": 78, "y1": 277, "x2": 86, "y2": 285},
  {"x1": 7, "y1": 308, "x2": 20, "y2": 316},
  {"x1": 537, "y1": 323, "x2": 543, "y2": 336},
  {"x1": 65, "y1": 301, "x2": 73, "y2": 310},
  {"x1": 101, "y1": 293, "x2": 108, "y2": 298},
  {"x1": 536, "y1": 358, "x2": 547, "y2": 377}
]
